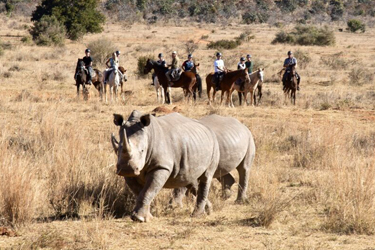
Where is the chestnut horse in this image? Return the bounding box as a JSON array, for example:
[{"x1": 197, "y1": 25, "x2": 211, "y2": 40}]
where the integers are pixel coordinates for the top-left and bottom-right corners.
[
  {"x1": 144, "y1": 59, "x2": 197, "y2": 104},
  {"x1": 206, "y1": 69, "x2": 250, "y2": 107},
  {"x1": 282, "y1": 66, "x2": 297, "y2": 105},
  {"x1": 235, "y1": 68, "x2": 264, "y2": 106},
  {"x1": 74, "y1": 59, "x2": 103, "y2": 100}
]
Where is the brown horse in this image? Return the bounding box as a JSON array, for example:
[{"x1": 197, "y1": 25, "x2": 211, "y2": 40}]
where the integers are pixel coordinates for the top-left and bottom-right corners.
[
  {"x1": 282, "y1": 66, "x2": 297, "y2": 105},
  {"x1": 206, "y1": 69, "x2": 250, "y2": 107},
  {"x1": 235, "y1": 68, "x2": 264, "y2": 106},
  {"x1": 75, "y1": 59, "x2": 104, "y2": 100},
  {"x1": 144, "y1": 59, "x2": 197, "y2": 104}
]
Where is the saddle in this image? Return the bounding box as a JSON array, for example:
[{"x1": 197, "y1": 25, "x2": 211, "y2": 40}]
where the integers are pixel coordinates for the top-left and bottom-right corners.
[
  {"x1": 83, "y1": 67, "x2": 96, "y2": 78},
  {"x1": 171, "y1": 68, "x2": 182, "y2": 81}
]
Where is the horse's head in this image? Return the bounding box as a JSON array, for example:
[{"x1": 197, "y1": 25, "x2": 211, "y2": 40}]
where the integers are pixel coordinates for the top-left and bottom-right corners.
[
  {"x1": 257, "y1": 68, "x2": 265, "y2": 83},
  {"x1": 143, "y1": 59, "x2": 153, "y2": 74}
]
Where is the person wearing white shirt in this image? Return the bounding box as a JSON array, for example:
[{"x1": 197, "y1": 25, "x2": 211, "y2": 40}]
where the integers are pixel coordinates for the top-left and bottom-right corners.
[{"x1": 214, "y1": 52, "x2": 226, "y2": 91}]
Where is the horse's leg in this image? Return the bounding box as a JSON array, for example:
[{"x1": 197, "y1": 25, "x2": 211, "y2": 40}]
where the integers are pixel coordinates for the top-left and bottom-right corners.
[
  {"x1": 168, "y1": 87, "x2": 172, "y2": 105},
  {"x1": 229, "y1": 89, "x2": 234, "y2": 108},
  {"x1": 238, "y1": 91, "x2": 242, "y2": 106},
  {"x1": 207, "y1": 85, "x2": 212, "y2": 105},
  {"x1": 76, "y1": 84, "x2": 80, "y2": 99},
  {"x1": 220, "y1": 91, "x2": 225, "y2": 106},
  {"x1": 161, "y1": 87, "x2": 165, "y2": 105},
  {"x1": 258, "y1": 85, "x2": 262, "y2": 105}
]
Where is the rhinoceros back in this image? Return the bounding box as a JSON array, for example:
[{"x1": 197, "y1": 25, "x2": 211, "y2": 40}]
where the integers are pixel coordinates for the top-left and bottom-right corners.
[
  {"x1": 149, "y1": 113, "x2": 220, "y2": 188},
  {"x1": 199, "y1": 114, "x2": 255, "y2": 178}
]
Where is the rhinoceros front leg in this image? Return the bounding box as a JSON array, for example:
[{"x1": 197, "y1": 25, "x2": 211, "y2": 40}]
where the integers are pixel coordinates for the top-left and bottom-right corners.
[{"x1": 132, "y1": 169, "x2": 170, "y2": 222}]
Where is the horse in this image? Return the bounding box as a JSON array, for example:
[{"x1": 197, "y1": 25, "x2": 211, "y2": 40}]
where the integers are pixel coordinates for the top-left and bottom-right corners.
[
  {"x1": 74, "y1": 59, "x2": 104, "y2": 100},
  {"x1": 153, "y1": 76, "x2": 166, "y2": 104},
  {"x1": 235, "y1": 68, "x2": 265, "y2": 106},
  {"x1": 144, "y1": 59, "x2": 197, "y2": 104},
  {"x1": 206, "y1": 69, "x2": 250, "y2": 107},
  {"x1": 282, "y1": 65, "x2": 297, "y2": 105},
  {"x1": 103, "y1": 66, "x2": 126, "y2": 103}
]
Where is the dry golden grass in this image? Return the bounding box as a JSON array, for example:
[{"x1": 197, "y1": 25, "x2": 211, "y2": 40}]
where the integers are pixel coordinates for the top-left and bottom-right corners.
[{"x1": 1, "y1": 14, "x2": 375, "y2": 249}]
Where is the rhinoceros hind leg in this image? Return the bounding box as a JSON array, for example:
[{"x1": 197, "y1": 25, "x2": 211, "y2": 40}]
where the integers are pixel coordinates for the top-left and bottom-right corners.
[{"x1": 218, "y1": 173, "x2": 235, "y2": 200}]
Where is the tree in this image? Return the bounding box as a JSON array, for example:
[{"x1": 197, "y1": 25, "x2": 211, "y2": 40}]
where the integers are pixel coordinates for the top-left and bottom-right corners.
[
  {"x1": 30, "y1": 15, "x2": 66, "y2": 46},
  {"x1": 31, "y1": 0, "x2": 105, "y2": 40}
]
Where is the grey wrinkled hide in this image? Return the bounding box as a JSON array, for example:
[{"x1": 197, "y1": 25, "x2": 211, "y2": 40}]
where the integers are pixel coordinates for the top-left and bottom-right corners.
[
  {"x1": 172, "y1": 114, "x2": 256, "y2": 206},
  {"x1": 112, "y1": 110, "x2": 220, "y2": 222}
]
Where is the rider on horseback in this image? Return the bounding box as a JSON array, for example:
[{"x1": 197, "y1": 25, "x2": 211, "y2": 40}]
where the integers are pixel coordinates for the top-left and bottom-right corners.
[
  {"x1": 83, "y1": 49, "x2": 93, "y2": 84},
  {"x1": 166, "y1": 51, "x2": 180, "y2": 85},
  {"x1": 237, "y1": 57, "x2": 246, "y2": 91},
  {"x1": 245, "y1": 54, "x2": 253, "y2": 74},
  {"x1": 104, "y1": 51, "x2": 123, "y2": 84},
  {"x1": 182, "y1": 54, "x2": 194, "y2": 72},
  {"x1": 152, "y1": 53, "x2": 167, "y2": 85},
  {"x1": 214, "y1": 52, "x2": 226, "y2": 91},
  {"x1": 183, "y1": 54, "x2": 202, "y2": 97},
  {"x1": 283, "y1": 51, "x2": 300, "y2": 90}
]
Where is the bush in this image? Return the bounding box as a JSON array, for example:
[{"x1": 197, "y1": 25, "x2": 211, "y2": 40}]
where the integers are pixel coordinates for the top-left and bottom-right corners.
[
  {"x1": 207, "y1": 31, "x2": 253, "y2": 50},
  {"x1": 87, "y1": 39, "x2": 116, "y2": 66},
  {"x1": 137, "y1": 56, "x2": 153, "y2": 78},
  {"x1": 207, "y1": 39, "x2": 240, "y2": 50},
  {"x1": 30, "y1": 15, "x2": 66, "y2": 46},
  {"x1": 32, "y1": 0, "x2": 105, "y2": 40},
  {"x1": 21, "y1": 36, "x2": 32, "y2": 45},
  {"x1": 347, "y1": 19, "x2": 366, "y2": 33},
  {"x1": 272, "y1": 25, "x2": 335, "y2": 46}
]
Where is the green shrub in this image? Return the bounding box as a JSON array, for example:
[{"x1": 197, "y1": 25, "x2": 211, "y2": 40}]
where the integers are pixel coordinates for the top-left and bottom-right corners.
[
  {"x1": 272, "y1": 25, "x2": 335, "y2": 46},
  {"x1": 30, "y1": 15, "x2": 66, "y2": 46},
  {"x1": 207, "y1": 31, "x2": 253, "y2": 50},
  {"x1": 347, "y1": 19, "x2": 366, "y2": 33},
  {"x1": 87, "y1": 39, "x2": 116, "y2": 66},
  {"x1": 32, "y1": 0, "x2": 105, "y2": 40},
  {"x1": 137, "y1": 55, "x2": 153, "y2": 78},
  {"x1": 21, "y1": 36, "x2": 32, "y2": 45}
]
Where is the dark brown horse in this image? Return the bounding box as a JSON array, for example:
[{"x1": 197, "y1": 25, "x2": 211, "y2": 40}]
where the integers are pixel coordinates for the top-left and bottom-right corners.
[
  {"x1": 144, "y1": 59, "x2": 197, "y2": 104},
  {"x1": 282, "y1": 65, "x2": 297, "y2": 105},
  {"x1": 206, "y1": 69, "x2": 250, "y2": 107},
  {"x1": 75, "y1": 59, "x2": 104, "y2": 100}
]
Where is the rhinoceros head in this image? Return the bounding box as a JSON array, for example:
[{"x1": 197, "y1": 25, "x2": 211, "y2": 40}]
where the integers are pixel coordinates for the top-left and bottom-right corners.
[{"x1": 111, "y1": 110, "x2": 151, "y2": 177}]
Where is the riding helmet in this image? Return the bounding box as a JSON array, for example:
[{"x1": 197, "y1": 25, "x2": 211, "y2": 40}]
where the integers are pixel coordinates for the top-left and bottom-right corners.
[
  {"x1": 85, "y1": 49, "x2": 90, "y2": 53},
  {"x1": 288, "y1": 51, "x2": 293, "y2": 55},
  {"x1": 116, "y1": 50, "x2": 121, "y2": 55},
  {"x1": 240, "y1": 57, "x2": 245, "y2": 61},
  {"x1": 188, "y1": 54, "x2": 193, "y2": 58},
  {"x1": 172, "y1": 51, "x2": 177, "y2": 54},
  {"x1": 246, "y1": 54, "x2": 252, "y2": 58},
  {"x1": 158, "y1": 53, "x2": 163, "y2": 58},
  {"x1": 216, "y1": 52, "x2": 222, "y2": 57}
]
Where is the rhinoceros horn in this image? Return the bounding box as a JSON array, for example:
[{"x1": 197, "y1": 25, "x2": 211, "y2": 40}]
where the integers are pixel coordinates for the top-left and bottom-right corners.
[
  {"x1": 121, "y1": 129, "x2": 132, "y2": 155},
  {"x1": 111, "y1": 133, "x2": 119, "y2": 154}
]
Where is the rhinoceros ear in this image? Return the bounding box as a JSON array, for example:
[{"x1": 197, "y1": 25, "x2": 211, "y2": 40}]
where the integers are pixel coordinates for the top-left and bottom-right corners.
[
  {"x1": 140, "y1": 114, "x2": 151, "y2": 127},
  {"x1": 113, "y1": 114, "x2": 124, "y2": 126}
]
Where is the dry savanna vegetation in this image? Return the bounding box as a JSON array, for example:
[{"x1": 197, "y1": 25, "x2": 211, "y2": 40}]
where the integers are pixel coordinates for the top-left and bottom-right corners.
[{"x1": 1, "y1": 13, "x2": 375, "y2": 250}]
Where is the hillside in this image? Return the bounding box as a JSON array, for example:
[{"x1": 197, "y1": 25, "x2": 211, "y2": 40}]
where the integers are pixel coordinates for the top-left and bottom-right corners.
[
  {"x1": 1, "y1": 11, "x2": 375, "y2": 250},
  {"x1": 2, "y1": 0, "x2": 375, "y2": 27}
]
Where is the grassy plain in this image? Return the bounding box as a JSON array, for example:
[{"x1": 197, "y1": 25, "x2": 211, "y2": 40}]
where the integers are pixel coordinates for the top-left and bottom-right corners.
[{"x1": 1, "y1": 14, "x2": 375, "y2": 249}]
